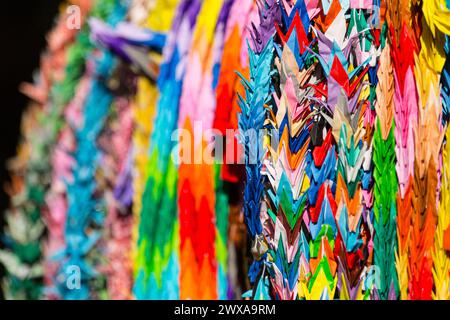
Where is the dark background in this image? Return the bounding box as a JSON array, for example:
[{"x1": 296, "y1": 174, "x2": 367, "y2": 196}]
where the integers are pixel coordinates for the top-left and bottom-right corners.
[
  {"x1": 0, "y1": 1, "x2": 62, "y2": 296},
  {"x1": 0, "y1": 1, "x2": 62, "y2": 216}
]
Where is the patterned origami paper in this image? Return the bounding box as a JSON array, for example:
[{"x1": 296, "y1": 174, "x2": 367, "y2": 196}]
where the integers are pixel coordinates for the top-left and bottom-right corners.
[{"x1": 2, "y1": 0, "x2": 450, "y2": 301}]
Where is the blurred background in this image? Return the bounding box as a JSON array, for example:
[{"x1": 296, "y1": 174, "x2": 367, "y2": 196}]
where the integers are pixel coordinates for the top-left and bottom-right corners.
[
  {"x1": 0, "y1": 1, "x2": 62, "y2": 217},
  {"x1": 0, "y1": 1, "x2": 62, "y2": 297}
]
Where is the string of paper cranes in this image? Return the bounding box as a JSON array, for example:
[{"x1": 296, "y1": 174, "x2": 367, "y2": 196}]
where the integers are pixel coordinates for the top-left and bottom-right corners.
[{"x1": 1, "y1": 0, "x2": 450, "y2": 300}]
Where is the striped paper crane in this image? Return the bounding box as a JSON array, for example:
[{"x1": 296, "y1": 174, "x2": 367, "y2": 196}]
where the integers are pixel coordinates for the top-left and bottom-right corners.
[
  {"x1": 208, "y1": 0, "x2": 237, "y2": 300},
  {"x1": 90, "y1": 0, "x2": 185, "y2": 300},
  {"x1": 129, "y1": 0, "x2": 180, "y2": 280},
  {"x1": 97, "y1": 92, "x2": 134, "y2": 299},
  {"x1": 409, "y1": 0, "x2": 449, "y2": 300},
  {"x1": 88, "y1": 3, "x2": 183, "y2": 300},
  {"x1": 45, "y1": 66, "x2": 93, "y2": 299},
  {"x1": 312, "y1": 1, "x2": 376, "y2": 299},
  {"x1": 419, "y1": 0, "x2": 450, "y2": 300},
  {"x1": 434, "y1": 124, "x2": 450, "y2": 299},
  {"x1": 435, "y1": 15, "x2": 450, "y2": 299},
  {"x1": 195, "y1": 1, "x2": 235, "y2": 299},
  {"x1": 43, "y1": 0, "x2": 115, "y2": 298},
  {"x1": 263, "y1": 0, "x2": 318, "y2": 300},
  {"x1": 177, "y1": 0, "x2": 236, "y2": 300},
  {"x1": 247, "y1": 0, "x2": 387, "y2": 300},
  {"x1": 339, "y1": 8, "x2": 378, "y2": 301},
  {"x1": 213, "y1": 0, "x2": 257, "y2": 184},
  {"x1": 389, "y1": 17, "x2": 418, "y2": 299},
  {"x1": 268, "y1": 8, "x2": 315, "y2": 299},
  {"x1": 55, "y1": 0, "x2": 128, "y2": 299},
  {"x1": 213, "y1": 0, "x2": 259, "y2": 298},
  {"x1": 372, "y1": 38, "x2": 399, "y2": 299},
  {"x1": 134, "y1": 0, "x2": 203, "y2": 299},
  {"x1": 237, "y1": 0, "x2": 279, "y2": 300}
]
